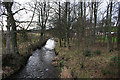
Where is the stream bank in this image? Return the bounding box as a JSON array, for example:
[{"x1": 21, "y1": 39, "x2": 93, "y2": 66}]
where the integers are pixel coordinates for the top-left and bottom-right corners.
[{"x1": 2, "y1": 38, "x2": 59, "y2": 79}]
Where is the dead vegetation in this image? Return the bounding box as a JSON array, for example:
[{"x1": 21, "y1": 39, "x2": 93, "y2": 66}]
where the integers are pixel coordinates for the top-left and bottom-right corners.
[{"x1": 54, "y1": 41, "x2": 119, "y2": 78}]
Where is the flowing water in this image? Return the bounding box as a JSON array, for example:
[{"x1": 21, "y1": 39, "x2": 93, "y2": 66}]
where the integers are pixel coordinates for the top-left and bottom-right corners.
[{"x1": 10, "y1": 38, "x2": 58, "y2": 79}]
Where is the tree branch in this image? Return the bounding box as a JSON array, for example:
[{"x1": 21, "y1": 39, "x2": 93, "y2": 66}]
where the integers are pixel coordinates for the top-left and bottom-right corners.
[
  {"x1": 26, "y1": 2, "x2": 37, "y2": 30},
  {"x1": 0, "y1": 12, "x2": 8, "y2": 16},
  {"x1": 13, "y1": 8, "x2": 25, "y2": 15}
]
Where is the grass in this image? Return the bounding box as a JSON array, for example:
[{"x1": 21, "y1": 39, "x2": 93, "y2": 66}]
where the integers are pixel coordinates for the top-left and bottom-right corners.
[
  {"x1": 55, "y1": 38, "x2": 119, "y2": 78},
  {"x1": 101, "y1": 67, "x2": 111, "y2": 75},
  {"x1": 83, "y1": 48, "x2": 91, "y2": 56},
  {"x1": 100, "y1": 55, "x2": 119, "y2": 77},
  {"x1": 109, "y1": 56, "x2": 120, "y2": 68},
  {"x1": 94, "y1": 50, "x2": 101, "y2": 55},
  {"x1": 17, "y1": 32, "x2": 41, "y2": 54}
]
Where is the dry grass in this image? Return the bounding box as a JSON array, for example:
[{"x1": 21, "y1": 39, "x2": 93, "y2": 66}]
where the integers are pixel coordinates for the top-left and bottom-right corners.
[
  {"x1": 60, "y1": 66, "x2": 72, "y2": 78},
  {"x1": 55, "y1": 39, "x2": 119, "y2": 78}
]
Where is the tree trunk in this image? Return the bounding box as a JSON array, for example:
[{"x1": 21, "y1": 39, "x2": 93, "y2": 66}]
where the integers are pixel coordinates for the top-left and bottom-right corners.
[
  {"x1": 11, "y1": 15, "x2": 18, "y2": 54},
  {"x1": 90, "y1": 2, "x2": 93, "y2": 23},
  {"x1": 67, "y1": 2, "x2": 70, "y2": 48},
  {"x1": 108, "y1": 2, "x2": 113, "y2": 52},
  {"x1": 8, "y1": 11, "x2": 18, "y2": 54},
  {"x1": 41, "y1": 7, "x2": 44, "y2": 40},
  {"x1": 65, "y1": 2, "x2": 70, "y2": 48},
  {"x1": 6, "y1": 17, "x2": 10, "y2": 54},
  {"x1": 59, "y1": 38, "x2": 62, "y2": 47},
  {"x1": 82, "y1": 2, "x2": 86, "y2": 38},
  {"x1": 58, "y1": 2, "x2": 62, "y2": 47},
  {"x1": 93, "y1": 2, "x2": 97, "y2": 44},
  {"x1": 84, "y1": 1, "x2": 86, "y2": 20},
  {"x1": 117, "y1": 3, "x2": 120, "y2": 50},
  {"x1": 81, "y1": 2, "x2": 83, "y2": 18},
  {"x1": 64, "y1": 38, "x2": 66, "y2": 47},
  {"x1": 3, "y1": 2, "x2": 18, "y2": 54}
]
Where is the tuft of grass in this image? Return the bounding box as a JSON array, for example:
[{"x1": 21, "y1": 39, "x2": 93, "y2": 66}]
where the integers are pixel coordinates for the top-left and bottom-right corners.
[
  {"x1": 101, "y1": 67, "x2": 111, "y2": 75},
  {"x1": 56, "y1": 67, "x2": 62, "y2": 72},
  {"x1": 60, "y1": 60, "x2": 64, "y2": 67},
  {"x1": 83, "y1": 48, "x2": 91, "y2": 56},
  {"x1": 94, "y1": 50, "x2": 101, "y2": 55},
  {"x1": 109, "y1": 56, "x2": 120, "y2": 68}
]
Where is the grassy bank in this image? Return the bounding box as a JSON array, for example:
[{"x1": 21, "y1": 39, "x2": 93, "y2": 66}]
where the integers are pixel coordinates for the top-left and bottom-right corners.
[
  {"x1": 2, "y1": 32, "x2": 47, "y2": 78},
  {"x1": 53, "y1": 38, "x2": 119, "y2": 78}
]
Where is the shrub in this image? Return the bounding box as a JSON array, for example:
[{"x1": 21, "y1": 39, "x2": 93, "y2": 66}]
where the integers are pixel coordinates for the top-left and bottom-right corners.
[
  {"x1": 101, "y1": 67, "x2": 111, "y2": 75},
  {"x1": 111, "y1": 56, "x2": 119, "y2": 63},
  {"x1": 2, "y1": 53, "x2": 32, "y2": 78},
  {"x1": 60, "y1": 60, "x2": 64, "y2": 67},
  {"x1": 83, "y1": 48, "x2": 91, "y2": 56},
  {"x1": 56, "y1": 67, "x2": 62, "y2": 72},
  {"x1": 94, "y1": 50, "x2": 101, "y2": 55},
  {"x1": 2, "y1": 54, "x2": 22, "y2": 67},
  {"x1": 109, "y1": 56, "x2": 120, "y2": 68},
  {"x1": 17, "y1": 30, "x2": 28, "y2": 42}
]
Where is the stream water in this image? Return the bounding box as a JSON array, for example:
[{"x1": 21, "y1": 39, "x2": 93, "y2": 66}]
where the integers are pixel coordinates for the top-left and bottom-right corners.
[{"x1": 9, "y1": 38, "x2": 58, "y2": 79}]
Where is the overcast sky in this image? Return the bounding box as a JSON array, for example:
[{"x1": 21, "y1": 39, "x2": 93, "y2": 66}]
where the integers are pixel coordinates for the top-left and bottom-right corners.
[{"x1": 1, "y1": 0, "x2": 119, "y2": 30}]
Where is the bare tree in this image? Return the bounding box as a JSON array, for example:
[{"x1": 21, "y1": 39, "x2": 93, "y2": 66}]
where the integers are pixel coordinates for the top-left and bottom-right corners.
[
  {"x1": 93, "y1": 2, "x2": 98, "y2": 44},
  {"x1": 107, "y1": 1, "x2": 113, "y2": 52},
  {"x1": 2, "y1": 1, "x2": 25, "y2": 54},
  {"x1": 28, "y1": 1, "x2": 51, "y2": 40},
  {"x1": 89, "y1": 2, "x2": 94, "y2": 23}
]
